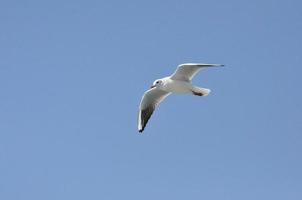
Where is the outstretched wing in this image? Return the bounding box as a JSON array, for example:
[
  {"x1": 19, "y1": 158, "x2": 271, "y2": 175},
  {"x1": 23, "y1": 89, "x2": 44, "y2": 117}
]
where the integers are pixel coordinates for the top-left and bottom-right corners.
[
  {"x1": 170, "y1": 63, "x2": 224, "y2": 82},
  {"x1": 138, "y1": 88, "x2": 171, "y2": 133}
]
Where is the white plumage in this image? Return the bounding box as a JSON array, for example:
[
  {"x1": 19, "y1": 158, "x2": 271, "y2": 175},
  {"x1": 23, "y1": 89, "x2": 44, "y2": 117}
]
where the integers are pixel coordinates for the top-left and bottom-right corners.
[{"x1": 138, "y1": 63, "x2": 224, "y2": 133}]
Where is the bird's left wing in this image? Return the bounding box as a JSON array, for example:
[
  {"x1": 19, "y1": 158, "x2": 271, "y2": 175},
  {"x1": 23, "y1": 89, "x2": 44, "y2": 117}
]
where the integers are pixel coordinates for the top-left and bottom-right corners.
[
  {"x1": 138, "y1": 88, "x2": 171, "y2": 133},
  {"x1": 170, "y1": 63, "x2": 224, "y2": 82}
]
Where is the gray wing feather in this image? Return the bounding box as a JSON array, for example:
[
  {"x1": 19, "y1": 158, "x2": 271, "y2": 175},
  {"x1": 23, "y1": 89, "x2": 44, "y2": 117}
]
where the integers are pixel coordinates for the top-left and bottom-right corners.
[
  {"x1": 170, "y1": 63, "x2": 224, "y2": 81},
  {"x1": 138, "y1": 88, "x2": 170, "y2": 132}
]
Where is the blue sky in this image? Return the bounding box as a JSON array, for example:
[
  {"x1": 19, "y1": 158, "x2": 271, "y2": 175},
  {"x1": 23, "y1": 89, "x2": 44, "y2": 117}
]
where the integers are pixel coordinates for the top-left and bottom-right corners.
[{"x1": 0, "y1": 0, "x2": 302, "y2": 199}]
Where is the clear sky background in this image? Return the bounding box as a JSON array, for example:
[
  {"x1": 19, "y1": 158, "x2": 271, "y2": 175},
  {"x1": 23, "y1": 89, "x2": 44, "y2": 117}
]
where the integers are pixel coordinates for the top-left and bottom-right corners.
[{"x1": 1, "y1": 0, "x2": 302, "y2": 199}]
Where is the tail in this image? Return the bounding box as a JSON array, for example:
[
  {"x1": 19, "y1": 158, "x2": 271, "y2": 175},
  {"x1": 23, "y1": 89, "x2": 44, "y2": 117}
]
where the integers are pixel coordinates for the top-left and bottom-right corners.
[{"x1": 191, "y1": 86, "x2": 211, "y2": 96}]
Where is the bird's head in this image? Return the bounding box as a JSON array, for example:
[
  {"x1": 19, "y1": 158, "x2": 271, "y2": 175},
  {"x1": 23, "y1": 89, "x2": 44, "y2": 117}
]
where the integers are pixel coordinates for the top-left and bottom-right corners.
[{"x1": 150, "y1": 79, "x2": 163, "y2": 89}]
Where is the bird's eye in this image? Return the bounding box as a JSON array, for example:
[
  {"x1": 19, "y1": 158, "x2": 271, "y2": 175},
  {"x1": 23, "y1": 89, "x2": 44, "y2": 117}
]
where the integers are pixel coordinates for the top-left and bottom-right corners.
[{"x1": 156, "y1": 81, "x2": 160, "y2": 84}]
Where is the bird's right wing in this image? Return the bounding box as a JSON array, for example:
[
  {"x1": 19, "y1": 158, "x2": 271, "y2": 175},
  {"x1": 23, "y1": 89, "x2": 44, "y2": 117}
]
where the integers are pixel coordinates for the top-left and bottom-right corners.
[
  {"x1": 170, "y1": 63, "x2": 224, "y2": 82},
  {"x1": 138, "y1": 88, "x2": 171, "y2": 133}
]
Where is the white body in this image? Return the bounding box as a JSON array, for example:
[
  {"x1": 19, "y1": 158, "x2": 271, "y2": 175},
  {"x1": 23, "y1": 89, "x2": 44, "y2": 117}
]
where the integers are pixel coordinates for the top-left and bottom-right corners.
[
  {"x1": 161, "y1": 77, "x2": 193, "y2": 93},
  {"x1": 159, "y1": 77, "x2": 211, "y2": 95}
]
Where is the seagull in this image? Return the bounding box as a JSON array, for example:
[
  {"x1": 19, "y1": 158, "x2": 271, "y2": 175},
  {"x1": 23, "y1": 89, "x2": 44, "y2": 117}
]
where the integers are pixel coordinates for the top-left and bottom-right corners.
[{"x1": 138, "y1": 63, "x2": 224, "y2": 133}]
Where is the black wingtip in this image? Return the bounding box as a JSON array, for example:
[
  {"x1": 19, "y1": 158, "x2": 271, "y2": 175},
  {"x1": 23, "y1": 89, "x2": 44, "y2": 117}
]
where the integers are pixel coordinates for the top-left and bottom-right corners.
[{"x1": 138, "y1": 129, "x2": 144, "y2": 133}]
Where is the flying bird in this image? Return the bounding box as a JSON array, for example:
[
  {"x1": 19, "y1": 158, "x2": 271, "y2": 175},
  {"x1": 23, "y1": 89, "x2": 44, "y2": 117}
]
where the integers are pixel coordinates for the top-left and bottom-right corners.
[{"x1": 138, "y1": 63, "x2": 224, "y2": 133}]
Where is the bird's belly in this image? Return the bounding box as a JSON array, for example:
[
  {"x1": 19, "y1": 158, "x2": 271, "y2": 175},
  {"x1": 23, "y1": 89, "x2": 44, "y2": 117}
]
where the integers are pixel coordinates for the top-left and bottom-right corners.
[{"x1": 163, "y1": 81, "x2": 192, "y2": 94}]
